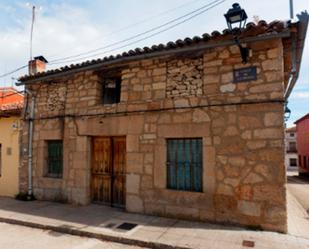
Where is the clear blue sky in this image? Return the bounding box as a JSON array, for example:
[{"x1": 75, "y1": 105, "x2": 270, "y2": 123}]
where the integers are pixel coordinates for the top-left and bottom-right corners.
[{"x1": 0, "y1": 0, "x2": 308, "y2": 126}]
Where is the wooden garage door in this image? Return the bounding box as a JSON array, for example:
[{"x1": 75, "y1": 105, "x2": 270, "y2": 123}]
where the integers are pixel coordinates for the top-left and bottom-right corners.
[{"x1": 91, "y1": 137, "x2": 126, "y2": 207}]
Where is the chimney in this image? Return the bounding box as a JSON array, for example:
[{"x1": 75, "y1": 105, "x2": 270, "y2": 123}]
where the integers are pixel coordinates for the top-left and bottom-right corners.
[{"x1": 28, "y1": 56, "x2": 48, "y2": 75}]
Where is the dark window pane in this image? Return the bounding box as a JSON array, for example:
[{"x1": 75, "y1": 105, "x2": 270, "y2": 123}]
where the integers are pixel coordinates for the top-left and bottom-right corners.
[
  {"x1": 288, "y1": 142, "x2": 297, "y2": 152},
  {"x1": 290, "y1": 158, "x2": 297, "y2": 167},
  {"x1": 103, "y1": 77, "x2": 121, "y2": 104},
  {"x1": 46, "y1": 140, "x2": 63, "y2": 178},
  {"x1": 166, "y1": 138, "x2": 202, "y2": 192}
]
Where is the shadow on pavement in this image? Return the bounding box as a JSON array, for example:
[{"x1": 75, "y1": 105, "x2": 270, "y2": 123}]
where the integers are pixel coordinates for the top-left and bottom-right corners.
[{"x1": 287, "y1": 175, "x2": 309, "y2": 185}]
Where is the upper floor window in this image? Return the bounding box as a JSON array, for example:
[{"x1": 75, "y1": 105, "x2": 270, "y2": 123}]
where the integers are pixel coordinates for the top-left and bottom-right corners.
[
  {"x1": 290, "y1": 133, "x2": 295, "y2": 137},
  {"x1": 288, "y1": 142, "x2": 297, "y2": 152},
  {"x1": 289, "y1": 158, "x2": 297, "y2": 167},
  {"x1": 102, "y1": 77, "x2": 121, "y2": 104}
]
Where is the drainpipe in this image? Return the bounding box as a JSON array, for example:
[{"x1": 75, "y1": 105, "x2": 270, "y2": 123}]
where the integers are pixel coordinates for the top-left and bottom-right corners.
[
  {"x1": 25, "y1": 88, "x2": 35, "y2": 199},
  {"x1": 284, "y1": 32, "x2": 297, "y2": 100},
  {"x1": 285, "y1": 11, "x2": 309, "y2": 99}
]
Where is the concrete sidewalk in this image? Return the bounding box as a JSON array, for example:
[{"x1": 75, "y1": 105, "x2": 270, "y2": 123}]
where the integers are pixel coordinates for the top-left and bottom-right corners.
[
  {"x1": 287, "y1": 189, "x2": 309, "y2": 239},
  {"x1": 0, "y1": 197, "x2": 308, "y2": 249}
]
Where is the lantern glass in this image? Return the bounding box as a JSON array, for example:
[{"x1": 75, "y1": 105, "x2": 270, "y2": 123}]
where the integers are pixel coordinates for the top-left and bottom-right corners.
[
  {"x1": 229, "y1": 15, "x2": 242, "y2": 23},
  {"x1": 224, "y1": 3, "x2": 248, "y2": 30}
]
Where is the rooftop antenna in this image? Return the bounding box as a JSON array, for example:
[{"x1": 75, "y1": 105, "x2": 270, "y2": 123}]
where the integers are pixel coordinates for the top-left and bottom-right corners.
[
  {"x1": 30, "y1": 5, "x2": 35, "y2": 60},
  {"x1": 289, "y1": 0, "x2": 294, "y2": 19}
]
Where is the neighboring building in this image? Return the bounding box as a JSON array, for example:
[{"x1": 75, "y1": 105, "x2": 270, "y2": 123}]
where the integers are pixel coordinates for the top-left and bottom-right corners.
[
  {"x1": 18, "y1": 13, "x2": 308, "y2": 233},
  {"x1": 295, "y1": 113, "x2": 309, "y2": 176},
  {"x1": 285, "y1": 126, "x2": 298, "y2": 170},
  {"x1": 0, "y1": 87, "x2": 23, "y2": 197}
]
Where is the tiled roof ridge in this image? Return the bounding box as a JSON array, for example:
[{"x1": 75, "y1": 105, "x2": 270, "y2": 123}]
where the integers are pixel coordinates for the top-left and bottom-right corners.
[{"x1": 19, "y1": 19, "x2": 290, "y2": 82}]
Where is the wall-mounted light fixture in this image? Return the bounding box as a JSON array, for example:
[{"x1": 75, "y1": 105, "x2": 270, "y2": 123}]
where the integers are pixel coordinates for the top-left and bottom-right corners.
[
  {"x1": 284, "y1": 102, "x2": 291, "y2": 121},
  {"x1": 224, "y1": 3, "x2": 249, "y2": 63}
]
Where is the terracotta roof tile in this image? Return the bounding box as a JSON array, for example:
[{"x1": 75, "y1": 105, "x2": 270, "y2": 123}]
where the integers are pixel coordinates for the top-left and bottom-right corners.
[
  {"x1": 0, "y1": 87, "x2": 23, "y2": 115},
  {"x1": 19, "y1": 20, "x2": 291, "y2": 82}
]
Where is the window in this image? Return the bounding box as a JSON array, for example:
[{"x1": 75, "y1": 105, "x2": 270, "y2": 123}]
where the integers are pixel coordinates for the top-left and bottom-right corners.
[
  {"x1": 290, "y1": 133, "x2": 295, "y2": 137},
  {"x1": 6, "y1": 147, "x2": 12, "y2": 155},
  {"x1": 102, "y1": 77, "x2": 121, "y2": 104},
  {"x1": 46, "y1": 140, "x2": 63, "y2": 178},
  {"x1": 289, "y1": 142, "x2": 297, "y2": 152},
  {"x1": 166, "y1": 138, "x2": 203, "y2": 192},
  {"x1": 290, "y1": 158, "x2": 297, "y2": 167}
]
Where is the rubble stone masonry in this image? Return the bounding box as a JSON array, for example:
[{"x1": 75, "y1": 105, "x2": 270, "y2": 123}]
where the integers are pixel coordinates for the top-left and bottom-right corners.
[{"x1": 20, "y1": 38, "x2": 287, "y2": 233}]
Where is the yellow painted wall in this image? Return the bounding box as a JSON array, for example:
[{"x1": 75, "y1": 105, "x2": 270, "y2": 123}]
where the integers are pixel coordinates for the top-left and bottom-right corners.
[{"x1": 0, "y1": 116, "x2": 20, "y2": 197}]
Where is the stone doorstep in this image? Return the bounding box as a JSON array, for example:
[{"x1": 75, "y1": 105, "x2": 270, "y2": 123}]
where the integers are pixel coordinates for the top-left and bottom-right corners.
[{"x1": 0, "y1": 217, "x2": 191, "y2": 249}]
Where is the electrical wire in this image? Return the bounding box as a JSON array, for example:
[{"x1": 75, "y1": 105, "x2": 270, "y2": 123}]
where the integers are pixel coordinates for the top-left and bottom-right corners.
[
  {"x1": 49, "y1": 0, "x2": 225, "y2": 65},
  {"x1": 49, "y1": 0, "x2": 225, "y2": 64},
  {"x1": 48, "y1": 0, "x2": 207, "y2": 59},
  {"x1": 103, "y1": 0, "x2": 208, "y2": 36},
  {"x1": 49, "y1": 0, "x2": 221, "y2": 63},
  {"x1": 0, "y1": 0, "x2": 225, "y2": 78},
  {"x1": 0, "y1": 65, "x2": 28, "y2": 79},
  {"x1": 24, "y1": 99, "x2": 285, "y2": 121}
]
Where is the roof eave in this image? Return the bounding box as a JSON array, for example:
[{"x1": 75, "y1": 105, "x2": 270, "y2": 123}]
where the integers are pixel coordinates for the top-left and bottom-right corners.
[{"x1": 17, "y1": 31, "x2": 291, "y2": 86}]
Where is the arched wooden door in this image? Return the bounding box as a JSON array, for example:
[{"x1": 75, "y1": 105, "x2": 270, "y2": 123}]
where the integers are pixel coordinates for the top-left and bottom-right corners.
[{"x1": 91, "y1": 137, "x2": 126, "y2": 208}]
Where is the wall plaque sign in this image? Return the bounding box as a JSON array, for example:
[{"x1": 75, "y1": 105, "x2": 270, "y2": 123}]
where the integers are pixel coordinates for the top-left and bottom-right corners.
[{"x1": 233, "y1": 66, "x2": 257, "y2": 83}]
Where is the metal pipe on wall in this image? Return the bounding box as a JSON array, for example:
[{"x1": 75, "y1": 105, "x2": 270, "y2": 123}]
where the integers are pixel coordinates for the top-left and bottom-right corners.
[{"x1": 25, "y1": 89, "x2": 35, "y2": 199}]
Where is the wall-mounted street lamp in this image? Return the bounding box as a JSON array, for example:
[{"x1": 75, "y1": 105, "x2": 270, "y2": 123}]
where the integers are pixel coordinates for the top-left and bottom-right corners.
[
  {"x1": 224, "y1": 3, "x2": 249, "y2": 63},
  {"x1": 284, "y1": 103, "x2": 291, "y2": 121}
]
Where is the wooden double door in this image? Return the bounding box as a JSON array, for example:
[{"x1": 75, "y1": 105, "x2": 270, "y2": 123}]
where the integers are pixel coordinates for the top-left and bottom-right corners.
[{"x1": 91, "y1": 137, "x2": 126, "y2": 207}]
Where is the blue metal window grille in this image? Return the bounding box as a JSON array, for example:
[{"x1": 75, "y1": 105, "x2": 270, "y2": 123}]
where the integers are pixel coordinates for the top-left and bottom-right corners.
[
  {"x1": 47, "y1": 140, "x2": 63, "y2": 178},
  {"x1": 166, "y1": 138, "x2": 203, "y2": 192}
]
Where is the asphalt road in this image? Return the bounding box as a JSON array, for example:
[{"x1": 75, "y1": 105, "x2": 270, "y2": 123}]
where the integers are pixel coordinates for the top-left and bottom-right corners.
[
  {"x1": 287, "y1": 171, "x2": 309, "y2": 214},
  {"x1": 0, "y1": 222, "x2": 145, "y2": 249}
]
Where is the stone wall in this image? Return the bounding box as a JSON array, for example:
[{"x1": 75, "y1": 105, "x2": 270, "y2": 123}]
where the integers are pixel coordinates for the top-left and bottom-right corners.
[
  {"x1": 20, "y1": 38, "x2": 287, "y2": 232},
  {"x1": 166, "y1": 56, "x2": 203, "y2": 97}
]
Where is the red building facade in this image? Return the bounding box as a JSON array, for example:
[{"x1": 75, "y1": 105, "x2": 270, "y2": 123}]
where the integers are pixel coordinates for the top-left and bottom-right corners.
[{"x1": 295, "y1": 114, "x2": 309, "y2": 175}]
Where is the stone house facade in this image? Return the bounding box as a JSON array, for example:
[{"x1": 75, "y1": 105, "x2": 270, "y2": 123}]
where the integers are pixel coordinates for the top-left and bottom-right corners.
[{"x1": 18, "y1": 14, "x2": 308, "y2": 233}]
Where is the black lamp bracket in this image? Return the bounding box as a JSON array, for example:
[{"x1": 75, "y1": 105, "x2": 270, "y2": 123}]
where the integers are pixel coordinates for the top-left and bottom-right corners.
[{"x1": 234, "y1": 37, "x2": 249, "y2": 64}]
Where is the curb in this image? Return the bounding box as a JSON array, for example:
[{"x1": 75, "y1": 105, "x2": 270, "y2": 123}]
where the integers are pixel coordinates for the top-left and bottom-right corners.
[{"x1": 0, "y1": 217, "x2": 191, "y2": 249}]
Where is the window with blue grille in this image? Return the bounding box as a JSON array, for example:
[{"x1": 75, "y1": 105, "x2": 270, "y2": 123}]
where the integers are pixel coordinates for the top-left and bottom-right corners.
[
  {"x1": 46, "y1": 140, "x2": 63, "y2": 178},
  {"x1": 166, "y1": 138, "x2": 203, "y2": 192}
]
